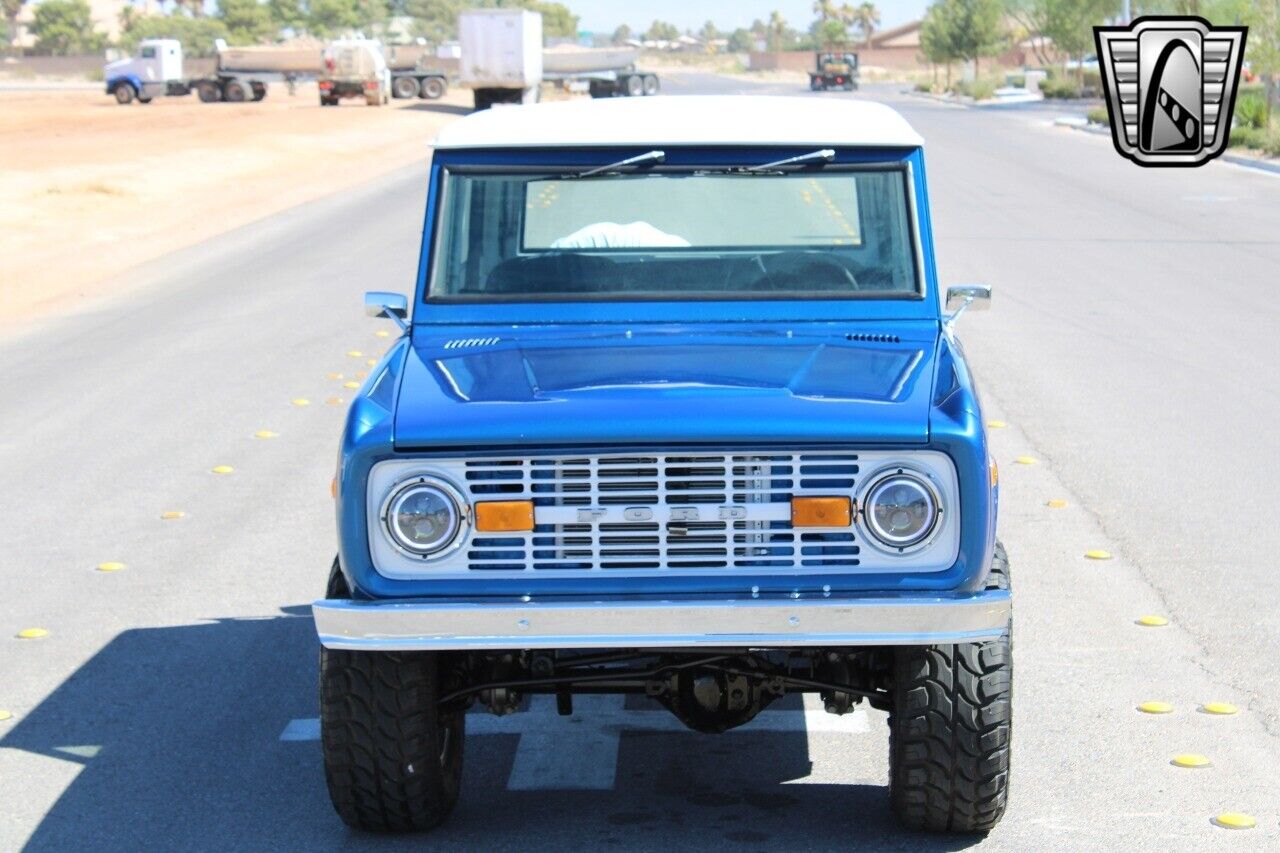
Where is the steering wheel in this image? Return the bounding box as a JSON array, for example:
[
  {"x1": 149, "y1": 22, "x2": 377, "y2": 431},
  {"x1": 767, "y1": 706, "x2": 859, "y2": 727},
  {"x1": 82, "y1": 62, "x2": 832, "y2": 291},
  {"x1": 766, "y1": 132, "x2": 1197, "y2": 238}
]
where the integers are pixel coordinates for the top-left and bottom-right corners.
[{"x1": 754, "y1": 251, "x2": 860, "y2": 292}]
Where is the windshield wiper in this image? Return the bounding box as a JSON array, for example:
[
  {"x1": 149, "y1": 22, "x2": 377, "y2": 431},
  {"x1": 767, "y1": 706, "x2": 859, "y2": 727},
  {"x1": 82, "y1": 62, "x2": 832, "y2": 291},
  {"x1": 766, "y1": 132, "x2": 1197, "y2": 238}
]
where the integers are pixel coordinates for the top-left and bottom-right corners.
[
  {"x1": 747, "y1": 148, "x2": 836, "y2": 172},
  {"x1": 568, "y1": 150, "x2": 666, "y2": 179}
]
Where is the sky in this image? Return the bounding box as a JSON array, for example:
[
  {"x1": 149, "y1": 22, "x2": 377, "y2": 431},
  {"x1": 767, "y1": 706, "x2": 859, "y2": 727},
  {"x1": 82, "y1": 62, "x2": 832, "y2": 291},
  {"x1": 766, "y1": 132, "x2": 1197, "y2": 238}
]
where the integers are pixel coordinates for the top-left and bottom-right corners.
[{"x1": 571, "y1": 0, "x2": 930, "y2": 36}]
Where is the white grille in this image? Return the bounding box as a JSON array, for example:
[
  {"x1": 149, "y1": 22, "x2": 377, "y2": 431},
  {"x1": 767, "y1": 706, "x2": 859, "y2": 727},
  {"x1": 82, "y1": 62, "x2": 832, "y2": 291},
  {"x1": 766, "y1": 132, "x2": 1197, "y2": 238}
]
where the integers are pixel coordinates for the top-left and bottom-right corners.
[
  {"x1": 462, "y1": 452, "x2": 861, "y2": 572},
  {"x1": 366, "y1": 450, "x2": 961, "y2": 580}
]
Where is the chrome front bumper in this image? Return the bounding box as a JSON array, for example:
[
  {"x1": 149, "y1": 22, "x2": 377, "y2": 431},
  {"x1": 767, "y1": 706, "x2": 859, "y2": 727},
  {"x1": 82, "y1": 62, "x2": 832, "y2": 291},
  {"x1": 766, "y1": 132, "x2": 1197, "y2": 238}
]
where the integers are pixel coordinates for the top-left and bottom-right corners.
[{"x1": 312, "y1": 589, "x2": 1010, "y2": 651}]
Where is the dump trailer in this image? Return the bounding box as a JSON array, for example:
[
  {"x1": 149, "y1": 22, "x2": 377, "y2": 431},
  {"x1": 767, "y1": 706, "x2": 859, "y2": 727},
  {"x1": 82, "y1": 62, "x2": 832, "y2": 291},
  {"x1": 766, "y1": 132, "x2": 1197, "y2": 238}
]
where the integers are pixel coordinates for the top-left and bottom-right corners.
[
  {"x1": 543, "y1": 45, "x2": 659, "y2": 98},
  {"x1": 103, "y1": 38, "x2": 324, "y2": 104},
  {"x1": 459, "y1": 8, "x2": 542, "y2": 110}
]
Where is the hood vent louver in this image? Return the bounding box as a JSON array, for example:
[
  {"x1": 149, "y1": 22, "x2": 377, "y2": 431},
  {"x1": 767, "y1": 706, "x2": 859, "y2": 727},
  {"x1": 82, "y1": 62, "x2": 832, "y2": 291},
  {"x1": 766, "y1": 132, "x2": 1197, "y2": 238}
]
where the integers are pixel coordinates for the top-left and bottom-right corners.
[
  {"x1": 443, "y1": 336, "x2": 502, "y2": 350},
  {"x1": 845, "y1": 333, "x2": 901, "y2": 343}
]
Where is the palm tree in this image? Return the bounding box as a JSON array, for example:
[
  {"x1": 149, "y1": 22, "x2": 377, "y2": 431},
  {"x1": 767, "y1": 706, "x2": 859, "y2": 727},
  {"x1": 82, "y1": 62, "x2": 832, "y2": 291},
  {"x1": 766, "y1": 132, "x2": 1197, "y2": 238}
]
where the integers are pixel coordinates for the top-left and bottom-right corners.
[
  {"x1": 812, "y1": 0, "x2": 838, "y2": 21},
  {"x1": 767, "y1": 10, "x2": 788, "y2": 52},
  {"x1": 848, "y1": 2, "x2": 879, "y2": 48}
]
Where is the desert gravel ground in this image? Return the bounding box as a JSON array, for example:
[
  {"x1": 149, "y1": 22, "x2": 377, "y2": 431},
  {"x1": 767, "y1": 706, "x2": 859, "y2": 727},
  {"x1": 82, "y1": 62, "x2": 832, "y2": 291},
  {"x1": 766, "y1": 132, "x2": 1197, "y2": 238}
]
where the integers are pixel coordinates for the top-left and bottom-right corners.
[{"x1": 0, "y1": 82, "x2": 469, "y2": 331}]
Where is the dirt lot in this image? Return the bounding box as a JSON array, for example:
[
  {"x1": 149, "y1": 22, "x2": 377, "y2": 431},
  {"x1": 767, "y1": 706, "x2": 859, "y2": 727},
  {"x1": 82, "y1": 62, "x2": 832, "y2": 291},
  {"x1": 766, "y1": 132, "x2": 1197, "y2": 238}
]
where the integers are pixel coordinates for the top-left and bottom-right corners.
[{"x1": 0, "y1": 83, "x2": 470, "y2": 329}]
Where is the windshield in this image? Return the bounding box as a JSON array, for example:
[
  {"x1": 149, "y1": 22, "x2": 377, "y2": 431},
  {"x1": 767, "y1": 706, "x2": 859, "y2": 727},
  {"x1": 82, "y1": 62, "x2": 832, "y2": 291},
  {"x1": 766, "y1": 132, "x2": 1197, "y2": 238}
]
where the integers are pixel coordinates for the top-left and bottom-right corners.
[{"x1": 428, "y1": 166, "x2": 920, "y2": 301}]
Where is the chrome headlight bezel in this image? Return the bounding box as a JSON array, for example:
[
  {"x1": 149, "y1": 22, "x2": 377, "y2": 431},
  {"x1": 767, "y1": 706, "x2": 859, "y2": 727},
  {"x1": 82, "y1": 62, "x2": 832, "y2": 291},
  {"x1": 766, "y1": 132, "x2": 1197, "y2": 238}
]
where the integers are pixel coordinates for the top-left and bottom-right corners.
[
  {"x1": 858, "y1": 466, "x2": 944, "y2": 555},
  {"x1": 378, "y1": 474, "x2": 469, "y2": 560}
]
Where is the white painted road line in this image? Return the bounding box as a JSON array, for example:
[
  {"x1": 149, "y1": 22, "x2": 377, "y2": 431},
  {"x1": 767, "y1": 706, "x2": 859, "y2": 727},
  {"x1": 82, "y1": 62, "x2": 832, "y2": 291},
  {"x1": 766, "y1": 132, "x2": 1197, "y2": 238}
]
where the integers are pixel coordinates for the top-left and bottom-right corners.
[{"x1": 281, "y1": 695, "x2": 870, "y2": 790}]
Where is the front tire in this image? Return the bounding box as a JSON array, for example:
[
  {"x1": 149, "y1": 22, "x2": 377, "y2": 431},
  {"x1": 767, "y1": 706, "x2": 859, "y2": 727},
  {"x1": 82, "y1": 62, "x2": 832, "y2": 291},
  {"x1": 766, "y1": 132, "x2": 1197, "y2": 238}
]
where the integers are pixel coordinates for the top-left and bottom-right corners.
[
  {"x1": 888, "y1": 543, "x2": 1011, "y2": 833},
  {"x1": 320, "y1": 562, "x2": 465, "y2": 832},
  {"x1": 113, "y1": 83, "x2": 136, "y2": 104},
  {"x1": 224, "y1": 81, "x2": 247, "y2": 103}
]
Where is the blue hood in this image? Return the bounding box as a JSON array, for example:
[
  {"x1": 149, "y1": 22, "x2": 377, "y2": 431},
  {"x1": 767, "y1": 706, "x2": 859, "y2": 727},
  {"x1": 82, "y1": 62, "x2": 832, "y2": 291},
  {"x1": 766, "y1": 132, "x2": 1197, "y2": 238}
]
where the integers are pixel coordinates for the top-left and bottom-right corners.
[{"x1": 392, "y1": 323, "x2": 940, "y2": 448}]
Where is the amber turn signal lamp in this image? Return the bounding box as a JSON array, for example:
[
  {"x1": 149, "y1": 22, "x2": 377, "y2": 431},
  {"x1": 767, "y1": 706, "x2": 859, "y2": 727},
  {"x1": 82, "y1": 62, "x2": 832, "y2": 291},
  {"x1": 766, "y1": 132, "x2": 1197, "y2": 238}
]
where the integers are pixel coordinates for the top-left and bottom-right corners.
[
  {"x1": 791, "y1": 496, "x2": 852, "y2": 527},
  {"x1": 474, "y1": 500, "x2": 535, "y2": 532}
]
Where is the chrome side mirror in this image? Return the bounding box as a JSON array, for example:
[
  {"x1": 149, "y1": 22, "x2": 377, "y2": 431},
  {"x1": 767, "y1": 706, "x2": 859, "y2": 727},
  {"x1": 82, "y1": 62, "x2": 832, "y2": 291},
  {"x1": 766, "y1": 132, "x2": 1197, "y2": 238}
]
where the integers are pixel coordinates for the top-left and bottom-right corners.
[
  {"x1": 364, "y1": 291, "x2": 408, "y2": 330},
  {"x1": 945, "y1": 285, "x2": 991, "y2": 323}
]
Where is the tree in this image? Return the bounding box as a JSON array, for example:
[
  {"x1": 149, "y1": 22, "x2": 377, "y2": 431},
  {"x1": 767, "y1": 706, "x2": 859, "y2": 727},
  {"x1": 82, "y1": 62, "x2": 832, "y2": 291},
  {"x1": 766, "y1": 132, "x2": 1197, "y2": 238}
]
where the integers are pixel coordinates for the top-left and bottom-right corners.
[
  {"x1": 404, "y1": 0, "x2": 459, "y2": 43},
  {"x1": 218, "y1": 0, "x2": 276, "y2": 44},
  {"x1": 1245, "y1": 1, "x2": 1280, "y2": 124},
  {"x1": 119, "y1": 13, "x2": 230, "y2": 55},
  {"x1": 767, "y1": 10, "x2": 788, "y2": 51},
  {"x1": 812, "y1": 0, "x2": 838, "y2": 21},
  {"x1": 611, "y1": 23, "x2": 631, "y2": 44},
  {"x1": 920, "y1": 0, "x2": 960, "y2": 86},
  {"x1": 2, "y1": 0, "x2": 26, "y2": 55},
  {"x1": 924, "y1": 0, "x2": 1003, "y2": 77},
  {"x1": 727, "y1": 27, "x2": 753, "y2": 52},
  {"x1": 268, "y1": 0, "x2": 307, "y2": 31},
  {"x1": 308, "y1": 0, "x2": 359, "y2": 35},
  {"x1": 1039, "y1": 0, "x2": 1119, "y2": 85},
  {"x1": 698, "y1": 19, "x2": 719, "y2": 43},
  {"x1": 30, "y1": 0, "x2": 102, "y2": 54},
  {"x1": 525, "y1": 1, "x2": 576, "y2": 38},
  {"x1": 645, "y1": 20, "x2": 678, "y2": 42},
  {"x1": 815, "y1": 17, "x2": 847, "y2": 46},
  {"x1": 850, "y1": 2, "x2": 879, "y2": 46}
]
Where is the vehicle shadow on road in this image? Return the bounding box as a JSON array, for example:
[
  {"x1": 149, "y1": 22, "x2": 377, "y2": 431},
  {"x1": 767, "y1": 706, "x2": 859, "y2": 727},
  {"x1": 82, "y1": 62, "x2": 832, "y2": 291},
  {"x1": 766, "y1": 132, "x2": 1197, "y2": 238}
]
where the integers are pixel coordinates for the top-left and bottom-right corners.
[
  {"x1": 399, "y1": 102, "x2": 472, "y2": 116},
  {"x1": 2, "y1": 611, "x2": 986, "y2": 851}
]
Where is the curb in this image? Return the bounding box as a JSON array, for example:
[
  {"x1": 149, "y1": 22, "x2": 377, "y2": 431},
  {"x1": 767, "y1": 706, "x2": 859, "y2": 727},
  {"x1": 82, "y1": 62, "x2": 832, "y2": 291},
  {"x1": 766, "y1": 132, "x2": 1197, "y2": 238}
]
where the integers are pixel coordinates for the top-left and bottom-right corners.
[{"x1": 1055, "y1": 117, "x2": 1280, "y2": 174}]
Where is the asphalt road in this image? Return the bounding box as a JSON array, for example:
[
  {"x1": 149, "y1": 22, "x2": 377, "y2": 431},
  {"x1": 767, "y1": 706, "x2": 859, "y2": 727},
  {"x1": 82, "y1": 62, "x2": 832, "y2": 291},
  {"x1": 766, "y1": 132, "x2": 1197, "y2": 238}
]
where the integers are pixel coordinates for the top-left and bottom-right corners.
[{"x1": 2, "y1": 73, "x2": 1279, "y2": 849}]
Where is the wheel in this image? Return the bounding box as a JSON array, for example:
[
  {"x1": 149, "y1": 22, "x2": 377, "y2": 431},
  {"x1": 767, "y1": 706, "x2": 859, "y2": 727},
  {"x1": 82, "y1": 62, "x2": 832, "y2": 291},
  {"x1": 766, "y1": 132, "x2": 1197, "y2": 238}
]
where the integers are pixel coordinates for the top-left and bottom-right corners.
[
  {"x1": 137, "y1": 94, "x2": 152, "y2": 104},
  {"x1": 320, "y1": 95, "x2": 338, "y2": 106},
  {"x1": 224, "y1": 81, "x2": 247, "y2": 103},
  {"x1": 809, "y1": 77, "x2": 822, "y2": 91},
  {"x1": 366, "y1": 93, "x2": 381, "y2": 106},
  {"x1": 625, "y1": 74, "x2": 644, "y2": 97},
  {"x1": 113, "y1": 83, "x2": 136, "y2": 105},
  {"x1": 421, "y1": 77, "x2": 446, "y2": 99},
  {"x1": 393, "y1": 76, "x2": 419, "y2": 99},
  {"x1": 320, "y1": 560, "x2": 465, "y2": 832},
  {"x1": 473, "y1": 90, "x2": 492, "y2": 111},
  {"x1": 843, "y1": 81, "x2": 855, "y2": 91},
  {"x1": 642, "y1": 74, "x2": 659, "y2": 96},
  {"x1": 197, "y1": 82, "x2": 221, "y2": 103},
  {"x1": 888, "y1": 542, "x2": 1011, "y2": 834},
  {"x1": 251, "y1": 83, "x2": 266, "y2": 101}
]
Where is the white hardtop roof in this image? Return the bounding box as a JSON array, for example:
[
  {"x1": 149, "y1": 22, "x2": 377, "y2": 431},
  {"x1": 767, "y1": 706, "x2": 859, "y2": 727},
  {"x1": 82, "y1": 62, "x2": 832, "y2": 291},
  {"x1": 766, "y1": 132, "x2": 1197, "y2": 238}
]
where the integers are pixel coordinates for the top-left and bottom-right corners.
[{"x1": 433, "y1": 95, "x2": 924, "y2": 150}]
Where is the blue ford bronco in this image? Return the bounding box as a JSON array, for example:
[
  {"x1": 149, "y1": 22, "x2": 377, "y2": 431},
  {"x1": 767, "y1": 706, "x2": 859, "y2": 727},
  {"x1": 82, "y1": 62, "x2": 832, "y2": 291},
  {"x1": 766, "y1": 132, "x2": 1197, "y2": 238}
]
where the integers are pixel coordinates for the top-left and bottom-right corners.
[{"x1": 313, "y1": 95, "x2": 1011, "y2": 834}]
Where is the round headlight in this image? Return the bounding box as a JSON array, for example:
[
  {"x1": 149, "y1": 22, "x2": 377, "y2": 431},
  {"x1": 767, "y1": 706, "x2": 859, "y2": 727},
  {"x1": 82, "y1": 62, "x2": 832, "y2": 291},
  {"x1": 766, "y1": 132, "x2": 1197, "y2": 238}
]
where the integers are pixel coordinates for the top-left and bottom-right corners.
[
  {"x1": 863, "y1": 471, "x2": 941, "y2": 550},
  {"x1": 383, "y1": 479, "x2": 462, "y2": 556}
]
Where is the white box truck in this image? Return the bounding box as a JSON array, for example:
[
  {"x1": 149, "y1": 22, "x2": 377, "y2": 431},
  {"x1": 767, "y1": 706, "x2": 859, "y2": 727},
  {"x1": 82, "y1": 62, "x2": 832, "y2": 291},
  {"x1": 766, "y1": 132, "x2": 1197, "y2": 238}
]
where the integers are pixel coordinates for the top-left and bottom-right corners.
[{"x1": 458, "y1": 8, "x2": 542, "y2": 110}]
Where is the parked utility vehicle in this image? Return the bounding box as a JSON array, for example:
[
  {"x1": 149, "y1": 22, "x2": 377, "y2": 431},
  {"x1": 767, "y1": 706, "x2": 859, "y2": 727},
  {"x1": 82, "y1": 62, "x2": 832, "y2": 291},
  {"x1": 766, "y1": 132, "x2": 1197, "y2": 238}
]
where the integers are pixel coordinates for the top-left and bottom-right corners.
[
  {"x1": 314, "y1": 96, "x2": 1011, "y2": 835},
  {"x1": 809, "y1": 51, "x2": 860, "y2": 91},
  {"x1": 319, "y1": 39, "x2": 391, "y2": 106}
]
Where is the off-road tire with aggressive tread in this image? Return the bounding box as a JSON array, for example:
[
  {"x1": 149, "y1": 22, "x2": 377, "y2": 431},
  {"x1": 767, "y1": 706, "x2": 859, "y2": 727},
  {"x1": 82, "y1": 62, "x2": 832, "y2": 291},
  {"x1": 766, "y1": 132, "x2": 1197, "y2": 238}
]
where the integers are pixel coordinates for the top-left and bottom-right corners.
[
  {"x1": 888, "y1": 542, "x2": 1011, "y2": 833},
  {"x1": 320, "y1": 559, "x2": 465, "y2": 832}
]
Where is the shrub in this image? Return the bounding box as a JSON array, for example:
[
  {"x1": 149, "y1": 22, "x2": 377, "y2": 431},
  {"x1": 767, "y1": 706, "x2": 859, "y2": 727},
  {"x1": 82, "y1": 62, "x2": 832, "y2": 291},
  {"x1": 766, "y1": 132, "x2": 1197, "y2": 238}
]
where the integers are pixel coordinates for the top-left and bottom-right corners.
[
  {"x1": 954, "y1": 78, "x2": 996, "y2": 100},
  {"x1": 1039, "y1": 77, "x2": 1080, "y2": 99},
  {"x1": 1086, "y1": 106, "x2": 1109, "y2": 126},
  {"x1": 1228, "y1": 125, "x2": 1280, "y2": 156},
  {"x1": 914, "y1": 81, "x2": 933, "y2": 92},
  {"x1": 1235, "y1": 93, "x2": 1268, "y2": 130}
]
